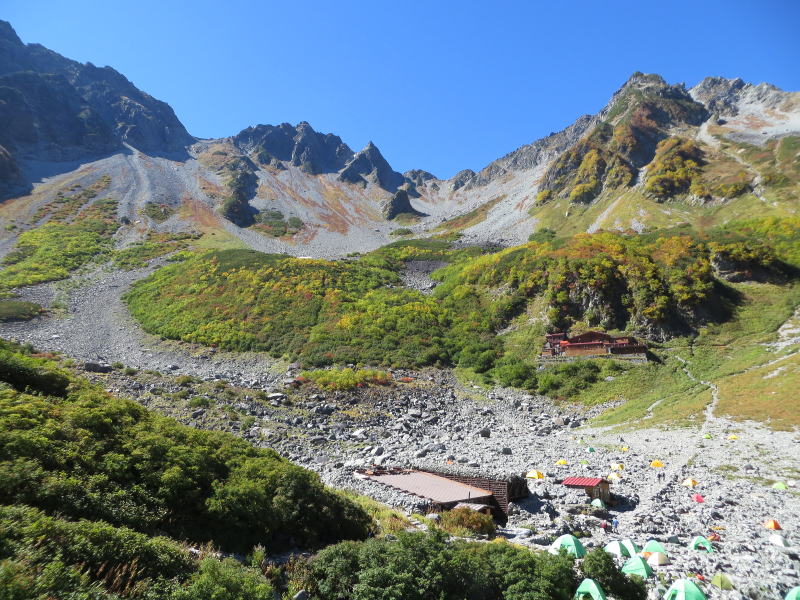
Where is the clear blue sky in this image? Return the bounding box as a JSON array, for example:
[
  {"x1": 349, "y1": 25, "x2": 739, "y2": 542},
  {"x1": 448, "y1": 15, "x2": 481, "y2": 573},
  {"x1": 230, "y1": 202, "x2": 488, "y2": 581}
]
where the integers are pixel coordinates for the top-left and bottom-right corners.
[{"x1": 4, "y1": 0, "x2": 799, "y2": 178}]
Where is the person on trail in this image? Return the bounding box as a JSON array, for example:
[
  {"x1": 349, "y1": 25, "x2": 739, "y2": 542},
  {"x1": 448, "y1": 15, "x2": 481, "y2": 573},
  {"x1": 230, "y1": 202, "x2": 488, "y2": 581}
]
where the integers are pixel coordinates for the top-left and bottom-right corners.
[
  {"x1": 600, "y1": 520, "x2": 608, "y2": 534},
  {"x1": 612, "y1": 517, "x2": 619, "y2": 532}
]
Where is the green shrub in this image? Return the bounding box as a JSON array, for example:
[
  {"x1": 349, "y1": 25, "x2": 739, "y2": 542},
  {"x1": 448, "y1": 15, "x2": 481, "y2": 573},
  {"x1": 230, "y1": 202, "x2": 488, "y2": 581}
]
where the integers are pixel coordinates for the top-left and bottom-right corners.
[
  {"x1": 172, "y1": 558, "x2": 273, "y2": 600},
  {"x1": 300, "y1": 368, "x2": 392, "y2": 390},
  {"x1": 0, "y1": 340, "x2": 70, "y2": 396},
  {"x1": 0, "y1": 199, "x2": 119, "y2": 291},
  {"x1": 390, "y1": 227, "x2": 413, "y2": 236},
  {"x1": 438, "y1": 507, "x2": 496, "y2": 537},
  {"x1": 295, "y1": 531, "x2": 578, "y2": 600},
  {"x1": 143, "y1": 203, "x2": 177, "y2": 223},
  {"x1": 188, "y1": 396, "x2": 211, "y2": 408},
  {"x1": 0, "y1": 300, "x2": 42, "y2": 322},
  {"x1": 581, "y1": 549, "x2": 646, "y2": 600},
  {"x1": 0, "y1": 343, "x2": 372, "y2": 554}
]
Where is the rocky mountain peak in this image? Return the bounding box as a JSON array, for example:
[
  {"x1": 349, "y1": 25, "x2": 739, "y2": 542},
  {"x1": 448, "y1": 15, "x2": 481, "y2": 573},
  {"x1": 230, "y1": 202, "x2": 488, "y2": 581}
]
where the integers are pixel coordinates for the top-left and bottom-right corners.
[
  {"x1": 0, "y1": 20, "x2": 193, "y2": 162},
  {"x1": 690, "y1": 76, "x2": 792, "y2": 117},
  {"x1": 338, "y1": 141, "x2": 405, "y2": 191},
  {"x1": 234, "y1": 122, "x2": 353, "y2": 174},
  {"x1": 0, "y1": 20, "x2": 21, "y2": 44}
]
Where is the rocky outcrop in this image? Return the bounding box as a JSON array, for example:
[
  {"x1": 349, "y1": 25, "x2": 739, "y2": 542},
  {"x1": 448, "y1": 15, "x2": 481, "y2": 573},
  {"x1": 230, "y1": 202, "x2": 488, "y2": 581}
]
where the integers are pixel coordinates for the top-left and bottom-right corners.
[
  {"x1": 0, "y1": 19, "x2": 193, "y2": 165},
  {"x1": 234, "y1": 122, "x2": 353, "y2": 174},
  {"x1": 382, "y1": 189, "x2": 426, "y2": 220},
  {"x1": 338, "y1": 142, "x2": 405, "y2": 191},
  {"x1": 690, "y1": 76, "x2": 792, "y2": 116}
]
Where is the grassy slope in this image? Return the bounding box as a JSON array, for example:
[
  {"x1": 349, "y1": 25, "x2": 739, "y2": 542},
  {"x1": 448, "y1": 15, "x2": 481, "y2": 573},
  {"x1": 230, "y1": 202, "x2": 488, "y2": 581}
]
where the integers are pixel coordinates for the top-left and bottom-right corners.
[
  {"x1": 586, "y1": 282, "x2": 800, "y2": 429},
  {"x1": 530, "y1": 134, "x2": 800, "y2": 237}
]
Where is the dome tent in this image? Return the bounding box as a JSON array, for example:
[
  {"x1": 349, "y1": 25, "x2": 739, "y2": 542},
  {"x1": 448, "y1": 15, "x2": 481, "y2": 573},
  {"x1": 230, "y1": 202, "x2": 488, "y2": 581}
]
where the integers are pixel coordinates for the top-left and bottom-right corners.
[
  {"x1": 619, "y1": 539, "x2": 640, "y2": 556},
  {"x1": 690, "y1": 535, "x2": 714, "y2": 553},
  {"x1": 642, "y1": 539, "x2": 667, "y2": 554},
  {"x1": 711, "y1": 573, "x2": 734, "y2": 591},
  {"x1": 574, "y1": 578, "x2": 606, "y2": 600},
  {"x1": 549, "y1": 534, "x2": 587, "y2": 558},
  {"x1": 603, "y1": 540, "x2": 631, "y2": 557},
  {"x1": 785, "y1": 587, "x2": 800, "y2": 600},
  {"x1": 621, "y1": 556, "x2": 653, "y2": 579},
  {"x1": 664, "y1": 579, "x2": 707, "y2": 600}
]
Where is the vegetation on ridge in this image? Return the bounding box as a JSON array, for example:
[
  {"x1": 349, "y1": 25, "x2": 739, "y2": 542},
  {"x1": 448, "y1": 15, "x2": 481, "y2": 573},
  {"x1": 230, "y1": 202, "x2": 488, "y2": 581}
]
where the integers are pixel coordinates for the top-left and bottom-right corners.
[{"x1": 125, "y1": 222, "x2": 797, "y2": 406}]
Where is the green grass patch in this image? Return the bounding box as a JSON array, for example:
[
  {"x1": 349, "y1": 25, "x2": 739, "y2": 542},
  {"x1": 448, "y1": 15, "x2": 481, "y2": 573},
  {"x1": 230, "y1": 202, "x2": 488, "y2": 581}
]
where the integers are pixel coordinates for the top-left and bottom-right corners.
[
  {"x1": 142, "y1": 202, "x2": 177, "y2": 223},
  {"x1": 300, "y1": 368, "x2": 392, "y2": 390},
  {"x1": 112, "y1": 232, "x2": 198, "y2": 269},
  {"x1": 0, "y1": 299, "x2": 42, "y2": 321},
  {"x1": 0, "y1": 198, "x2": 119, "y2": 291},
  {"x1": 435, "y1": 195, "x2": 505, "y2": 233}
]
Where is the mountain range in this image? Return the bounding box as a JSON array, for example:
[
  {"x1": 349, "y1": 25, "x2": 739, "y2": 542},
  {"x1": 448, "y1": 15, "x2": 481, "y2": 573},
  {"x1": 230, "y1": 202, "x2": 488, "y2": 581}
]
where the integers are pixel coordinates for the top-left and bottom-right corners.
[{"x1": 0, "y1": 19, "x2": 798, "y2": 257}]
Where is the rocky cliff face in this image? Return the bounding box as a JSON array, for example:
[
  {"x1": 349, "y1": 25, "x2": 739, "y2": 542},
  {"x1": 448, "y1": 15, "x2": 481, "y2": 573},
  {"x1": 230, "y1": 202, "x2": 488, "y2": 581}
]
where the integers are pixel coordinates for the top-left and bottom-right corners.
[
  {"x1": 234, "y1": 122, "x2": 353, "y2": 174},
  {"x1": 338, "y1": 142, "x2": 405, "y2": 191},
  {"x1": 0, "y1": 20, "x2": 193, "y2": 163}
]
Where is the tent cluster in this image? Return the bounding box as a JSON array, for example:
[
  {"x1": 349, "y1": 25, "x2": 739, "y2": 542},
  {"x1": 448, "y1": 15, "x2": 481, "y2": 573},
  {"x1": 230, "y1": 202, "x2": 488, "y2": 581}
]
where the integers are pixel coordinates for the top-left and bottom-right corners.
[{"x1": 573, "y1": 577, "x2": 710, "y2": 600}]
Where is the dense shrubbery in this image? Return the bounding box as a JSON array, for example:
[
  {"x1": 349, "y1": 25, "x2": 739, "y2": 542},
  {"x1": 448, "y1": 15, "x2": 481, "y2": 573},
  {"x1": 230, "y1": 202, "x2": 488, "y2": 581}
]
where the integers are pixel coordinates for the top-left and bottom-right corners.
[
  {"x1": 300, "y1": 368, "x2": 392, "y2": 390},
  {"x1": 0, "y1": 504, "x2": 275, "y2": 599},
  {"x1": 112, "y1": 232, "x2": 198, "y2": 269},
  {"x1": 0, "y1": 340, "x2": 371, "y2": 553},
  {"x1": 125, "y1": 226, "x2": 796, "y2": 395},
  {"x1": 292, "y1": 531, "x2": 580, "y2": 600},
  {"x1": 0, "y1": 300, "x2": 42, "y2": 321},
  {"x1": 142, "y1": 202, "x2": 177, "y2": 223},
  {"x1": 644, "y1": 138, "x2": 703, "y2": 199},
  {"x1": 438, "y1": 507, "x2": 496, "y2": 537},
  {"x1": 0, "y1": 198, "x2": 119, "y2": 291},
  {"x1": 253, "y1": 209, "x2": 304, "y2": 237}
]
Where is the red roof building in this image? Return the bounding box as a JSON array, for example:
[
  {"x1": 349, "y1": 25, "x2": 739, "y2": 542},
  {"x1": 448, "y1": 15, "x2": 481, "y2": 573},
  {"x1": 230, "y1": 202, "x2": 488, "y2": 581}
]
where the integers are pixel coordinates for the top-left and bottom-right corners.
[
  {"x1": 541, "y1": 331, "x2": 646, "y2": 359},
  {"x1": 561, "y1": 476, "x2": 611, "y2": 502}
]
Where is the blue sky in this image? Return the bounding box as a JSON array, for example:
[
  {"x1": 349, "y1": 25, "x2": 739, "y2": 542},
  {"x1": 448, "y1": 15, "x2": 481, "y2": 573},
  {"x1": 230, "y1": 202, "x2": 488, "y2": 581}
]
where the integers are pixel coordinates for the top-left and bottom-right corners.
[{"x1": 4, "y1": 0, "x2": 799, "y2": 178}]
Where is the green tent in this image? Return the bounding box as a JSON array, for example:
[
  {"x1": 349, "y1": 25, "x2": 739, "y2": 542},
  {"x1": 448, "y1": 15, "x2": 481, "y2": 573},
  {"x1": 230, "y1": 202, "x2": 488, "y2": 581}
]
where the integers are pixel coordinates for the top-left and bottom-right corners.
[
  {"x1": 591, "y1": 498, "x2": 606, "y2": 508},
  {"x1": 702, "y1": 433, "x2": 712, "y2": 439},
  {"x1": 772, "y1": 481, "x2": 788, "y2": 490},
  {"x1": 574, "y1": 578, "x2": 606, "y2": 600},
  {"x1": 620, "y1": 538, "x2": 640, "y2": 556},
  {"x1": 785, "y1": 587, "x2": 800, "y2": 600},
  {"x1": 664, "y1": 579, "x2": 707, "y2": 600},
  {"x1": 711, "y1": 573, "x2": 734, "y2": 591},
  {"x1": 550, "y1": 534, "x2": 587, "y2": 558},
  {"x1": 642, "y1": 539, "x2": 667, "y2": 554},
  {"x1": 690, "y1": 535, "x2": 714, "y2": 553},
  {"x1": 580, "y1": 459, "x2": 590, "y2": 465},
  {"x1": 603, "y1": 540, "x2": 631, "y2": 557},
  {"x1": 587, "y1": 447, "x2": 596, "y2": 453},
  {"x1": 621, "y1": 556, "x2": 653, "y2": 579}
]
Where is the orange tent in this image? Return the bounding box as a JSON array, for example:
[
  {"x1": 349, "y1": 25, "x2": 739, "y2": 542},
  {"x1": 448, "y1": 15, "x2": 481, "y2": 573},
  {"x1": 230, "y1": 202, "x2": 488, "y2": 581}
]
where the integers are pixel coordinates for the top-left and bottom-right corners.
[{"x1": 764, "y1": 519, "x2": 782, "y2": 530}]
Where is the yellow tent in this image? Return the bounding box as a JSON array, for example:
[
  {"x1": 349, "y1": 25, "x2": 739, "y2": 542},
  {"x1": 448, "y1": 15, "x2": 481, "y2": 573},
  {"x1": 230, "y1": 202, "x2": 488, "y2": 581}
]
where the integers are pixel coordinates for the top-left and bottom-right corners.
[
  {"x1": 650, "y1": 460, "x2": 665, "y2": 468},
  {"x1": 619, "y1": 446, "x2": 629, "y2": 452},
  {"x1": 556, "y1": 459, "x2": 569, "y2": 466},
  {"x1": 526, "y1": 470, "x2": 545, "y2": 479},
  {"x1": 727, "y1": 434, "x2": 738, "y2": 440},
  {"x1": 681, "y1": 478, "x2": 699, "y2": 487},
  {"x1": 611, "y1": 463, "x2": 625, "y2": 471},
  {"x1": 608, "y1": 473, "x2": 623, "y2": 481}
]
